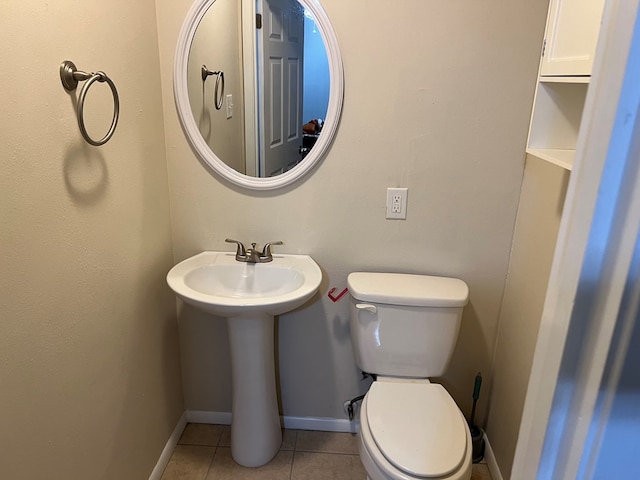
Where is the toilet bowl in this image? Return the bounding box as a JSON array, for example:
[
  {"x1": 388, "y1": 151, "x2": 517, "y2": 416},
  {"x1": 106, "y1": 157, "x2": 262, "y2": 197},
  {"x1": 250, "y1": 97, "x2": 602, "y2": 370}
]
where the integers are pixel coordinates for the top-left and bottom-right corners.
[
  {"x1": 357, "y1": 379, "x2": 471, "y2": 480},
  {"x1": 347, "y1": 272, "x2": 472, "y2": 480}
]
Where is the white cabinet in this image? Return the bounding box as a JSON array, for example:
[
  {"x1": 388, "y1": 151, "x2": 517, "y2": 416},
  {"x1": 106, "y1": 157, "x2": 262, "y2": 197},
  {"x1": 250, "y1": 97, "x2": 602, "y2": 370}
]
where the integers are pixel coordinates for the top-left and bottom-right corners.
[
  {"x1": 540, "y1": 0, "x2": 605, "y2": 76},
  {"x1": 526, "y1": 0, "x2": 606, "y2": 170}
]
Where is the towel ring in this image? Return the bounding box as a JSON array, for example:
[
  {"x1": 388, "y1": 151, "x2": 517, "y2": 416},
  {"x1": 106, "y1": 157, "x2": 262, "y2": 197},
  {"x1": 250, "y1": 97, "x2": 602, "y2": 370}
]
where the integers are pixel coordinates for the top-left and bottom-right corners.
[
  {"x1": 201, "y1": 65, "x2": 224, "y2": 110},
  {"x1": 60, "y1": 60, "x2": 120, "y2": 146}
]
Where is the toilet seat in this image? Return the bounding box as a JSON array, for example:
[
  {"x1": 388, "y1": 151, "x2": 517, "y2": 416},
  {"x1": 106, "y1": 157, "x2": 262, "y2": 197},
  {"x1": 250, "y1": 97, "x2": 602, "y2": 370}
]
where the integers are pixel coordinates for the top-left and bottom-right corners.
[{"x1": 363, "y1": 382, "x2": 469, "y2": 479}]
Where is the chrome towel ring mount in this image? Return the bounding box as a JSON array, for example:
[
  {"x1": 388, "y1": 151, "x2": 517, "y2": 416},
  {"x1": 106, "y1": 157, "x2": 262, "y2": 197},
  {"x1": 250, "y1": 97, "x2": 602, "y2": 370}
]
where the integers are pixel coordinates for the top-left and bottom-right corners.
[
  {"x1": 60, "y1": 60, "x2": 120, "y2": 146},
  {"x1": 201, "y1": 65, "x2": 224, "y2": 110}
]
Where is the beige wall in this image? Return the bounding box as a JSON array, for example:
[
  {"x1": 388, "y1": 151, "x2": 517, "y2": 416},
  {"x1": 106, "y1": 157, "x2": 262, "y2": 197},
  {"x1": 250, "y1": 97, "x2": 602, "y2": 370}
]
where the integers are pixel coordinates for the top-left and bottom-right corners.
[
  {"x1": 0, "y1": 1, "x2": 183, "y2": 479},
  {"x1": 486, "y1": 156, "x2": 570, "y2": 478},
  {"x1": 188, "y1": 0, "x2": 246, "y2": 172},
  {"x1": 156, "y1": 0, "x2": 548, "y2": 423}
]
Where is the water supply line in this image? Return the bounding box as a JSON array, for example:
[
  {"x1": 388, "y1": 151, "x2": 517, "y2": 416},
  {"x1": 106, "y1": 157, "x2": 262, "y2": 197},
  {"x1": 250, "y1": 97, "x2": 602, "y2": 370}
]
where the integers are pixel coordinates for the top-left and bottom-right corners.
[{"x1": 346, "y1": 394, "x2": 365, "y2": 421}]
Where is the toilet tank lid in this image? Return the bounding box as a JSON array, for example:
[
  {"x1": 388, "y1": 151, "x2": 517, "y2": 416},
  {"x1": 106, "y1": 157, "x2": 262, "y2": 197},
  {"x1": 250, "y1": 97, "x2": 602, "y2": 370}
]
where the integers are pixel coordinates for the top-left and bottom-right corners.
[{"x1": 347, "y1": 272, "x2": 469, "y2": 307}]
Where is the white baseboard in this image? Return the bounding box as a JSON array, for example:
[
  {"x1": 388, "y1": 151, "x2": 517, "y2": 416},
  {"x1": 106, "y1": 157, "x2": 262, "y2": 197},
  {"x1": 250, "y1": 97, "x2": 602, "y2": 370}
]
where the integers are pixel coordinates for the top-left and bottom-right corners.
[
  {"x1": 148, "y1": 412, "x2": 187, "y2": 480},
  {"x1": 186, "y1": 409, "x2": 232, "y2": 425},
  {"x1": 283, "y1": 415, "x2": 358, "y2": 433},
  {"x1": 186, "y1": 409, "x2": 358, "y2": 433},
  {"x1": 483, "y1": 432, "x2": 504, "y2": 480}
]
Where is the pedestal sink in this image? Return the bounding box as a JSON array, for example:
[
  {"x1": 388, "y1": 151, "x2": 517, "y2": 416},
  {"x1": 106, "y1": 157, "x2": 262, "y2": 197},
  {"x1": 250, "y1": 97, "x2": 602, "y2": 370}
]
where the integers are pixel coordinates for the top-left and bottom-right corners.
[{"x1": 166, "y1": 251, "x2": 322, "y2": 467}]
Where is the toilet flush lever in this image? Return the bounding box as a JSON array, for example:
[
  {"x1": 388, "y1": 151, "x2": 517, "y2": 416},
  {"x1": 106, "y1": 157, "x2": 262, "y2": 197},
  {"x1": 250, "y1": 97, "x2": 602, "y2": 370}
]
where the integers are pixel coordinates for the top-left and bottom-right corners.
[{"x1": 356, "y1": 303, "x2": 377, "y2": 314}]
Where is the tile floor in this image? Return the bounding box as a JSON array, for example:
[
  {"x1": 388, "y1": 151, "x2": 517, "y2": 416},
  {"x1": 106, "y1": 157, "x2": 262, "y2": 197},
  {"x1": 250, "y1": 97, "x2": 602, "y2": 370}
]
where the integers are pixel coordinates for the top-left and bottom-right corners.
[{"x1": 161, "y1": 423, "x2": 492, "y2": 480}]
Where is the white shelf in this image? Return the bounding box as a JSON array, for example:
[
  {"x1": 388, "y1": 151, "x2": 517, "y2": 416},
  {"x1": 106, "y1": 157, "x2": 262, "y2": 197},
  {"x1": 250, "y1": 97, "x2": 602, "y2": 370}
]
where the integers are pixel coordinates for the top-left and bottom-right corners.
[
  {"x1": 539, "y1": 76, "x2": 590, "y2": 84},
  {"x1": 526, "y1": 148, "x2": 574, "y2": 170},
  {"x1": 527, "y1": 82, "x2": 588, "y2": 171}
]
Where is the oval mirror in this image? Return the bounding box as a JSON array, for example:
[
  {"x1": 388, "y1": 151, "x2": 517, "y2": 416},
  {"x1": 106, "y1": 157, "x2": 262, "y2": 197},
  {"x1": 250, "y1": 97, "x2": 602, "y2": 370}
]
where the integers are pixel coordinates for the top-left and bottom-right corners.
[{"x1": 174, "y1": 0, "x2": 344, "y2": 190}]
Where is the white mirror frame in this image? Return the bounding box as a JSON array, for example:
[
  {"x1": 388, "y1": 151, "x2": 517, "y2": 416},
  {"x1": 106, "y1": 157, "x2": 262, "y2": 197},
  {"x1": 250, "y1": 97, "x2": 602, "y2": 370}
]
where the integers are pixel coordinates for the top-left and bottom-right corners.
[{"x1": 174, "y1": 0, "x2": 344, "y2": 190}]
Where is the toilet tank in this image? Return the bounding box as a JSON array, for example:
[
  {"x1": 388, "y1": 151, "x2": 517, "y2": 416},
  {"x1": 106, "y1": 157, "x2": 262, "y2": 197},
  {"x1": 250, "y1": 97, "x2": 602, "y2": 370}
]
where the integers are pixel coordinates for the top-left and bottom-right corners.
[{"x1": 347, "y1": 272, "x2": 469, "y2": 378}]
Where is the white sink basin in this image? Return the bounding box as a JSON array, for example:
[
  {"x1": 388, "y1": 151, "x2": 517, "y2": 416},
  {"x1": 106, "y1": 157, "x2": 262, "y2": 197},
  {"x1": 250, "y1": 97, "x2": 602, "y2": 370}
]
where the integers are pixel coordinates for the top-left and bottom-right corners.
[
  {"x1": 167, "y1": 250, "x2": 322, "y2": 467},
  {"x1": 166, "y1": 251, "x2": 322, "y2": 317}
]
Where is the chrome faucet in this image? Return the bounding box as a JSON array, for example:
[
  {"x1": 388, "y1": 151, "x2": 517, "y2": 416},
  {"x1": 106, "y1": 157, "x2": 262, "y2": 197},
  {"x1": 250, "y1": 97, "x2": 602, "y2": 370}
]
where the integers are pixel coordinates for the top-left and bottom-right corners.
[{"x1": 225, "y1": 239, "x2": 283, "y2": 263}]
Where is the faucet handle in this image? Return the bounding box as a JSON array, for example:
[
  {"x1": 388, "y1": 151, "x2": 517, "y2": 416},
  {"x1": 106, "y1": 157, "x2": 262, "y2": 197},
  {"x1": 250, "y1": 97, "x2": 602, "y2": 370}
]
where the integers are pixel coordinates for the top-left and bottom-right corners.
[
  {"x1": 260, "y1": 241, "x2": 283, "y2": 260},
  {"x1": 225, "y1": 238, "x2": 247, "y2": 259}
]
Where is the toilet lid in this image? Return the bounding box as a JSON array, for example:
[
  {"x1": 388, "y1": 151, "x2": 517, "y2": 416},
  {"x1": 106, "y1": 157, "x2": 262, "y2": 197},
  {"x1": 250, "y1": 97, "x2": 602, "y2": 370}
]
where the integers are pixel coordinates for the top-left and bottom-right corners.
[{"x1": 366, "y1": 382, "x2": 467, "y2": 478}]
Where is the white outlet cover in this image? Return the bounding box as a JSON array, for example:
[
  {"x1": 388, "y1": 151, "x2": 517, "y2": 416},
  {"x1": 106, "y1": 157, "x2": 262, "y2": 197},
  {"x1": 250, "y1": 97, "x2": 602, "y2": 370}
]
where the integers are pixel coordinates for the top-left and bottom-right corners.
[{"x1": 386, "y1": 187, "x2": 408, "y2": 219}]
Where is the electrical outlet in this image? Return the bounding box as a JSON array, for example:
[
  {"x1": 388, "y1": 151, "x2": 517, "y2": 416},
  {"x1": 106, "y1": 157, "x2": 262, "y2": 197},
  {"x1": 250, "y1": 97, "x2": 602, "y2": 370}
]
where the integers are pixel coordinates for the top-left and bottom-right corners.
[{"x1": 386, "y1": 187, "x2": 408, "y2": 219}]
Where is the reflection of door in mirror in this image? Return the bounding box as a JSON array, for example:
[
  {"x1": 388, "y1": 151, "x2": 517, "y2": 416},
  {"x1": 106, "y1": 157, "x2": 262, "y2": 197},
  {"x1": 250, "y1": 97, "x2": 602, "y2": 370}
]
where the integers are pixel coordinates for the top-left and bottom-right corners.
[
  {"x1": 252, "y1": 0, "x2": 330, "y2": 178},
  {"x1": 188, "y1": 0, "x2": 246, "y2": 174},
  {"x1": 258, "y1": 0, "x2": 304, "y2": 177}
]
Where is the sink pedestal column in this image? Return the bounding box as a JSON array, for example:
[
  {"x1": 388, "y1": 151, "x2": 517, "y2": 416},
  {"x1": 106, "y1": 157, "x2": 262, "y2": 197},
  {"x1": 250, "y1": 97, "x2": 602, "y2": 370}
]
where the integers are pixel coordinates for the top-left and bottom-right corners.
[{"x1": 226, "y1": 314, "x2": 282, "y2": 467}]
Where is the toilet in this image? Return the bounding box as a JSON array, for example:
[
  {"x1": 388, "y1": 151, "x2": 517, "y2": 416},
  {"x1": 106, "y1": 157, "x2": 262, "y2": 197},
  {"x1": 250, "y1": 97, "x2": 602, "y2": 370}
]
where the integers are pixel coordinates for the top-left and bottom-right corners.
[{"x1": 347, "y1": 272, "x2": 472, "y2": 480}]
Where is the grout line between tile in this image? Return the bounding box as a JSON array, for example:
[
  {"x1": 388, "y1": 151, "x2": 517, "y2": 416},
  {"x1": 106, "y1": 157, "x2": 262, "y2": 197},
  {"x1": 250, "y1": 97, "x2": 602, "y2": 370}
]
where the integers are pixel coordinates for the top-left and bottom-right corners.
[
  {"x1": 203, "y1": 446, "x2": 217, "y2": 480},
  {"x1": 288, "y1": 450, "x2": 295, "y2": 480}
]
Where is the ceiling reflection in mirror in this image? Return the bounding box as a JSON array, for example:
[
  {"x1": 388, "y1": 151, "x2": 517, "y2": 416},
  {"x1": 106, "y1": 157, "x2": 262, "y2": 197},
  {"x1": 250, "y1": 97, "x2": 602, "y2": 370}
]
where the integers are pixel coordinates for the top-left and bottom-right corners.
[{"x1": 187, "y1": 0, "x2": 330, "y2": 178}]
